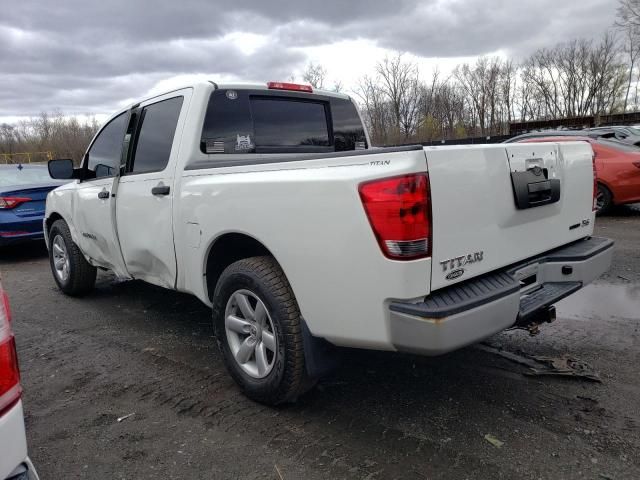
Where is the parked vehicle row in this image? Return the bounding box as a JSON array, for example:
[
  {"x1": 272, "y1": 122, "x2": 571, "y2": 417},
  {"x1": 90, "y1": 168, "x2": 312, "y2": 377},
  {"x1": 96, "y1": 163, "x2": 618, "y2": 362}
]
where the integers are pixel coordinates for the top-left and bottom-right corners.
[
  {"x1": 588, "y1": 125, "x2": 640, "y2": 145},
  {"x1": 506, "y1": 125, "x2": 640, "y2": 146},
  {"x1": 507, "y1": 132, "x2": 640, "y2": 214},
  {"x1": 42, "y1": 80, "x2": 612, "y2": 405}
]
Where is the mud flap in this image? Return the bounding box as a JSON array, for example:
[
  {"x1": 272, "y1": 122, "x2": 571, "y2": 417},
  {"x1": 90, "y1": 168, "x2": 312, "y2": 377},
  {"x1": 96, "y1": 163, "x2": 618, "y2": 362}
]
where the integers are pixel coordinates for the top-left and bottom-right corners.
[{"x1": 301, "y1": 319, "x2": 341, "y2": 379}]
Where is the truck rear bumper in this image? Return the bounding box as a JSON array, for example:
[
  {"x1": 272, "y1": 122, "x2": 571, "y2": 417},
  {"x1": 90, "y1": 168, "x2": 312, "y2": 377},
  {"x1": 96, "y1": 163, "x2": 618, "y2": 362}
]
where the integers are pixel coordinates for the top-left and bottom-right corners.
[{"x1": 388, "y1": 236, "x2": 614, "y2": 356}]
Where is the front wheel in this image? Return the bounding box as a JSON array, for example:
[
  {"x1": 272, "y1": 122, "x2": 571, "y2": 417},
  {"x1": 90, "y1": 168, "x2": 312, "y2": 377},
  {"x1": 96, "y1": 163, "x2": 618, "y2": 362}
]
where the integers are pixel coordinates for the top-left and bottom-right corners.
[
  {"x1": 48, "y1": 219, "x2": 97, "y2": 296},
  {"x1": 595, "y1": 183, "x2": 613, "y2": 216},
  {"x1": 212, "y1": 256, "x2": 314, "y2": 405}
]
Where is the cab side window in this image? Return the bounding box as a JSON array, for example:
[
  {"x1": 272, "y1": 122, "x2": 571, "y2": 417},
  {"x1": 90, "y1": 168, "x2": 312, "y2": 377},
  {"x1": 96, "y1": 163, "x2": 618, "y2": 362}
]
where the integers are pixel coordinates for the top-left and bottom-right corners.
[
  {"x1": 87, "y1": 113, "x2": 127, "y2": 178},
  {"x1": 130, "y1": 96, "x2": 184, "y2": 174}
]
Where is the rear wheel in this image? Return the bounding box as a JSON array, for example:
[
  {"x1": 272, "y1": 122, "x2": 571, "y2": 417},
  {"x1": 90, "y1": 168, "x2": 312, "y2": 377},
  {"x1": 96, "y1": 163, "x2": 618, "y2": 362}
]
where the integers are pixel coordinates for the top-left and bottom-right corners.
[
  {"x1": 212, "y1": 256, "x2": 314, "y2": 405},
  {"x1": 595, "y1": 183, "x2": 613, "y2": 215},
  {"x1": 48, "y1": 219, "x2": 97, "y2": 296}
]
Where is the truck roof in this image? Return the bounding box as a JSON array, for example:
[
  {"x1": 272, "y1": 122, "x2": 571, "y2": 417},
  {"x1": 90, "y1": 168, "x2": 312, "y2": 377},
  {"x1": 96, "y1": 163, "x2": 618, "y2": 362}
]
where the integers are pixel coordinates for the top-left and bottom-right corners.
[
  {"x1": 215, "y1": 82, "x2": 351, "y2": 100},
  {"x1": 124, "y1": 81, "x2": 351, "y2": 113}
]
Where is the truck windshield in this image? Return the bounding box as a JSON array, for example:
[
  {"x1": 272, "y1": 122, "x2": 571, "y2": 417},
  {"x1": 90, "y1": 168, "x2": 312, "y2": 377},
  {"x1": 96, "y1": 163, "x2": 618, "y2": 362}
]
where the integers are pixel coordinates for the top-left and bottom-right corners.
[{"x1": 200, "y1": 89, "x2": 367, "y2": 154}]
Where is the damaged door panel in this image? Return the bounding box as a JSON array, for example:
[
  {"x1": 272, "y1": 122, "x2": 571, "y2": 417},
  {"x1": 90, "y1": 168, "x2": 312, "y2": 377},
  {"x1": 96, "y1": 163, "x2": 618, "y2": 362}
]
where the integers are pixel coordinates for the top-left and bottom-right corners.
[{"x1": 115, "y1": 90, "x2": 191, "y2": 289}]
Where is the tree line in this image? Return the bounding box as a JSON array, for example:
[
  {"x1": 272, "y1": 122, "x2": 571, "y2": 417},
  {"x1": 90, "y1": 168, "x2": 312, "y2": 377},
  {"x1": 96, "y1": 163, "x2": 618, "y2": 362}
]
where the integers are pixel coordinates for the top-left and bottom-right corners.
[
  {"x1": 0, "y1": 112, "x2": 99, "y2": 163},
  {"x1": 348, "y1": 33, "x2": 625, "y2": 145}
]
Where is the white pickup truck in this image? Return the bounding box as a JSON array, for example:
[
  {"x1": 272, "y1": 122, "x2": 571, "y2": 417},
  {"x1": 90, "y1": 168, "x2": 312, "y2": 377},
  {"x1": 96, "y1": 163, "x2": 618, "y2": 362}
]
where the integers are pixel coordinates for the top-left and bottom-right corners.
[{"x1": 45, "y1": 81, "x2": 613, "y2": 404}]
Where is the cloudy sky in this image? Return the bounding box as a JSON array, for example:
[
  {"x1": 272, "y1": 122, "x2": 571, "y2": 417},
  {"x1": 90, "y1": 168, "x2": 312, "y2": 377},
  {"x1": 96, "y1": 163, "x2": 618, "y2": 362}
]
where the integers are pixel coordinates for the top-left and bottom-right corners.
[{"x1": 1, "y1": 0, "x2": 617, "y2": 123}]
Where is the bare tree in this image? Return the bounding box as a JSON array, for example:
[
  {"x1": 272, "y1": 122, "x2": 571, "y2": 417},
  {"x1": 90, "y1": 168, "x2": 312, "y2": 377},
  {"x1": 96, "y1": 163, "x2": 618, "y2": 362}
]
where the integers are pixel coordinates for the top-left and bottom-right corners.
[
  {"x1": 375, "y1": 54, "x2": 421, "y2": 140},
  {"x1": 454, "y1": 57, "x2": 506, "y2": 135},
  {"x1": 589, "y1": 33, "x2": 627, "y2": 115},
  {"x1": 0, "y1": 112, "x2": 99, "y2": 164},
  {"x1": 617, "y1": 0, "x2": 640, "y2": 28},
  {"x1": 353, "y1": 75, "x2": 392, "y2": 145},
  {"x1": 501, "y1": 60, "x2": 518, "y2": 128},
  {"x1": 616, "y1": 0, "x2": 640, "y2": 110},
  {"x1": 520, "y1": 35, "x2": 625, "y2": 119},
  {"x1": 620, "y1": 27, "x2": 640, "y2": 111},
  {"x1": 331, "y1": 80, "x2": 344, "y2": 93},
  {"x1": 302, "y1": 62, "x2": 327, "y2": 89}
]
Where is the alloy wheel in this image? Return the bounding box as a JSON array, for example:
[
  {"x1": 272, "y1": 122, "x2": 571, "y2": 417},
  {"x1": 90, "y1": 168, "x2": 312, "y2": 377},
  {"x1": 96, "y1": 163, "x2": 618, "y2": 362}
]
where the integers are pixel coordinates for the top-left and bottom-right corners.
[
  {"x1": 596, "y1": 187, "x2": 605, "y2": 213},
  {"x1": 224, "y1": 289, "x2": 278, "y2": 378},
  {"x1": 52, "y1": 235, "x2": 70, "y2": 283}
]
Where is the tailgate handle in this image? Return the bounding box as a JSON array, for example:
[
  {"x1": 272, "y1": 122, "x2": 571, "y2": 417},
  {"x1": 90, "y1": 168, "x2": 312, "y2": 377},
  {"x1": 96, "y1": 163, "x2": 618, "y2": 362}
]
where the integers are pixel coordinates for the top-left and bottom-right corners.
[
  {"x1": 511, "y1": 169, "x2": 560, "y2": 209},
  {"x1": 527, "y1": 180, "x2": 550, "y2": 194}
]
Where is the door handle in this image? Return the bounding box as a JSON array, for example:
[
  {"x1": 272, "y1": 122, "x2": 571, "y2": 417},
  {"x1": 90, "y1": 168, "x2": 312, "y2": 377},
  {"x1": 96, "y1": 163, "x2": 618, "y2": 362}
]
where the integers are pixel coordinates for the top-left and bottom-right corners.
[
  {"x1": 97, "y1": 190, "x2": 110, "y2": 199},
  {"x1": 151, "y1": 185, "x2": 170, "y2": 196}
]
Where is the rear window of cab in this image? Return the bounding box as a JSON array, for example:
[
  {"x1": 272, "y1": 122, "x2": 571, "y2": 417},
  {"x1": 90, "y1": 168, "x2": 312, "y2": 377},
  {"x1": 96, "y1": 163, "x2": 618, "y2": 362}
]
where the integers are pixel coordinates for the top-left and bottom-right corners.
[{"x1": 200, "y1": 89, "x2": 367, "y2": 154}]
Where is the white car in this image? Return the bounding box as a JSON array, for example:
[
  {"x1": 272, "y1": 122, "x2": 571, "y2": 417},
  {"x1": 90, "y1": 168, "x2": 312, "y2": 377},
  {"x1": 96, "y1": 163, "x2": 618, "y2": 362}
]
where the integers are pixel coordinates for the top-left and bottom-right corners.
[
  {"x1": 0, "y1": 279, "x2": 39, "y2": 480},
  {"x1": 44, "y1": 81, "x2": 613, "y2": 404}
]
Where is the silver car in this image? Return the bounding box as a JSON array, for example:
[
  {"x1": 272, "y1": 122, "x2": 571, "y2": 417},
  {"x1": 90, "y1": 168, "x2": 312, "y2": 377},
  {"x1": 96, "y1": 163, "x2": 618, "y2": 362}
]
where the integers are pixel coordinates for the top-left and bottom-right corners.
[
  {"x1": 506, "y1": 126, "x2": 640, "y2": 146},
  {"x1": 587, "y1": 126, "x2": 640, "y2": 146}
]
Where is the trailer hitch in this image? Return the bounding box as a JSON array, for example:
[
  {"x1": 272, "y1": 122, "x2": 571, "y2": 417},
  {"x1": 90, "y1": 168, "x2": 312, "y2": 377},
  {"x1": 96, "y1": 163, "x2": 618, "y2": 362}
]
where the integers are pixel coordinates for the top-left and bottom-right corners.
[{"x1": 511, "y1": 305, "x2": 557, "y2": 336}]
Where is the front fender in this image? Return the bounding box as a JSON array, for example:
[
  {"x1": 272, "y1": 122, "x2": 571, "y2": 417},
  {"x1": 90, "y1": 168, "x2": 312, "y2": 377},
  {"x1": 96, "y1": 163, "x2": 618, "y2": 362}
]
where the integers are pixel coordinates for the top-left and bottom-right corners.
[{"x1": 44, "y1": 185, "x2": 82, "y2": 249}]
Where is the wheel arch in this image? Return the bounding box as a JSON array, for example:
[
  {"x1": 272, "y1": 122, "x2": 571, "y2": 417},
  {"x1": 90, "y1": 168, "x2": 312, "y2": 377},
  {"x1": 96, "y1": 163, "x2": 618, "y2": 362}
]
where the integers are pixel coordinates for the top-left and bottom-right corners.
[
  {"x1": 203, "y1": 232, "x2": 281, "y2": 302},
  {"x1": 203, "y1": 232, "x2": 340, "y2": 384},
  {"x1": 45, "y1": 211, "x2": 92, "y2": 267},
  {"x1": 597, "y1": 180, "x2": 615, "y2": 202},
  {"x1": 44, "y1": 212, "x2": 66, "y2": 248}
]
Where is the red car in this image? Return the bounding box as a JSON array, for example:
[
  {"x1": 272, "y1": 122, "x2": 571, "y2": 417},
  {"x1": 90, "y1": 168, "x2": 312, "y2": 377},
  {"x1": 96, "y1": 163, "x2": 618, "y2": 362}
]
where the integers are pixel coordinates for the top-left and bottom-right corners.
[{"x1": 517, "y1": 136, "x2": 640, "y2": 214}]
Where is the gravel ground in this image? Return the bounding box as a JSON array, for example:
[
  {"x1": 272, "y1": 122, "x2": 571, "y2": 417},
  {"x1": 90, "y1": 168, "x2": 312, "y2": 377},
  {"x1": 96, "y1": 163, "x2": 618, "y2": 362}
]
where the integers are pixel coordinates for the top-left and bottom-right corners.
[{"x1": 1, "y1": 206, "x2": 639, "y2": 480}]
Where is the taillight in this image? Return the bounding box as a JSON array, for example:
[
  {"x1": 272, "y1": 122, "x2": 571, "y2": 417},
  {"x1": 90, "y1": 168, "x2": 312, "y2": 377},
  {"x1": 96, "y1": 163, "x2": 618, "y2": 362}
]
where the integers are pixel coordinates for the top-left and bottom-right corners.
[
  {"x1": 592, "y1": 153, "x2": 598, "y2": 211},
  {"x1": 0, "y1": 286, "x2": 21, "y2": 416},
  {"x1": 0, "y1": 196, "x2": 31, "y2": 209},
  {"x1": 359, "y1": 173, "x2": 431, "y2": 260},
  {"x1": 1, "y1": 290, "x2": 11, "y2": 324},
  {"x1": 267, "y1": 81, "x2": 313, "y2": 93}
]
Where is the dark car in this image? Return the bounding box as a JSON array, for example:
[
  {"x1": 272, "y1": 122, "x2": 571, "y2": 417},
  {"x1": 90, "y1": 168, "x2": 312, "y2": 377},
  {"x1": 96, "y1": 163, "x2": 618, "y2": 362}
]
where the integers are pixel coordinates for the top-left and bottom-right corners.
[
  {"x1": 586, "y1": 126, "x2": 640, "y2": 146},
  {"x1": 0, "y1": 164, "x2": 67, "y2": 246},
  {"x1": 504, "y1": 130, "x2": 601, "y2": 143},
  {"x1": 506, "y1": 126, "x2": 640, "y2": 146}
]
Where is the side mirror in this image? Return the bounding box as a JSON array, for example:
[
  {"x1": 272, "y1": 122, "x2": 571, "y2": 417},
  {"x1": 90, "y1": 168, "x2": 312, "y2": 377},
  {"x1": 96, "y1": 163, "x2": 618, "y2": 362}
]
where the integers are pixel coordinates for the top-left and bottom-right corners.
[{"x1": 48, "y1": 159, "x2": 75, "y2": 179}]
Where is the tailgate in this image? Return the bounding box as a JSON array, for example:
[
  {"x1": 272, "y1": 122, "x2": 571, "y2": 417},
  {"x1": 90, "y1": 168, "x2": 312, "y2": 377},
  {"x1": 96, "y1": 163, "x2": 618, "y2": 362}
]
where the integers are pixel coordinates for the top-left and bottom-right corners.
[{"x1": 425, "y1": 142, "x2": 595, "y2": 291}]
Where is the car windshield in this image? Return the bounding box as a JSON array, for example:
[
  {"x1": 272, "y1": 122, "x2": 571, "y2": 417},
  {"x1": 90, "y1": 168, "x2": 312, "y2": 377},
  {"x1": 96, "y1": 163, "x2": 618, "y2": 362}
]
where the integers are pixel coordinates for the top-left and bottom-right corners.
[{"x1": 0, "y1": 165, "x2": 53, "y2": 187}]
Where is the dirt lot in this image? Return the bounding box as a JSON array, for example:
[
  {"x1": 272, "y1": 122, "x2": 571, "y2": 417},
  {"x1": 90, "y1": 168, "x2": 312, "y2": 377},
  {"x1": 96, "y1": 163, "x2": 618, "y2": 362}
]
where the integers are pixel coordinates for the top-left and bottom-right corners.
[{"x1": 1, "y1": 207, "x2": 639, "y2": 480}]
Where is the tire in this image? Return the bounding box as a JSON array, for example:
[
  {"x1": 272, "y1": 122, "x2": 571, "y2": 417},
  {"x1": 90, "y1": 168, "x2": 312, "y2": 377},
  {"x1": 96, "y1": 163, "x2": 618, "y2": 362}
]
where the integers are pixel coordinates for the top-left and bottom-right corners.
[
  {"x1": 48, "y1": 219, "x2": 97, "y2": 296},
  {"x1": 596, "y1": 183, "x2": 613, "y2": 216},
  {"x1": 212, "y1": 256, "x2": 314, "y2": 405}
]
